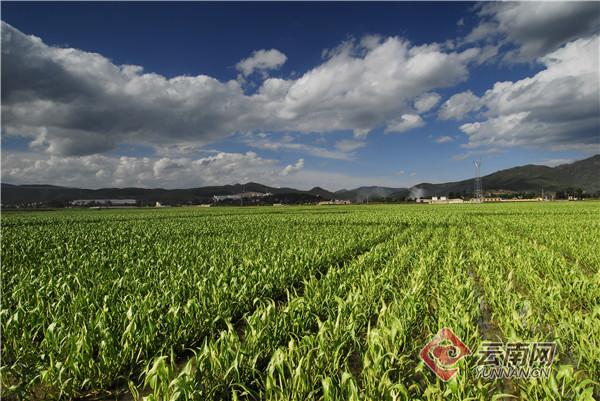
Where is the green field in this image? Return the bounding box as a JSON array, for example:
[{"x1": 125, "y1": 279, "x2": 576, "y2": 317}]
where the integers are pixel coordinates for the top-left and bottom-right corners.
[{"x1": 2, "y1": 203, "x2": 599, "y2": 400}]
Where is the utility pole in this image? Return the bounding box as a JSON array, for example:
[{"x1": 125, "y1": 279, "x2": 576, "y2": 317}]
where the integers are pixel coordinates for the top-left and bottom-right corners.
[{"x1": 473, "y1": 158, "x2": 483, "y2": 201}]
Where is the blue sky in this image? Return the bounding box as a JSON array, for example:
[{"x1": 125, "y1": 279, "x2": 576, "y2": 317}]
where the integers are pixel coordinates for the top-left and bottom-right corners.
[{"x1": 1, "y1": 2, "x2": 598, "y2": 190}]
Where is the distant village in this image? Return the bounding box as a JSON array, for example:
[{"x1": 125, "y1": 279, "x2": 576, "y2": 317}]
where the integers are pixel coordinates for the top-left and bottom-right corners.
[
  {"x1": 64, "y1": 192, "x2": 355, "y2": 208},
  {"x1": 4, "y1": 187, "x2": 590, "y2": 210}
]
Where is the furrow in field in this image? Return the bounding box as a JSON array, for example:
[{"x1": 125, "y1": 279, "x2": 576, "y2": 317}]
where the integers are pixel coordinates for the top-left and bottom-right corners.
[
  {"x1": 388, "y1": 225, "x2": 490, "y2": 400},
  {"x1": 76, "y1": 223, "x2": 409, "y2": 400},
  {"x1": 1, "y1": 213, "x2": 401, "y2": 400},
  {"x1": 501, "y1": 219, "x2": 599, "y2": 277},
  {"x1": 461, "y1": 225, "x2": 519, "y2": 400},
  {"x1": 487, "y1": 219, "x2": 599, "y2": 321},
  {"x1": 471, "y1": 220, "x2": 599, "y2": 399},
  {"x1": 4, "y1": 203, "x2": 600, "y2": 401},
  {"x1": 256, "y1": 227, "x2": 446, "y2": 401},
  {"x1": 140, "y1": 236, "x2": 403, "y2": 400},
  {"x1": 357, "y1": 234, "x2": 441, "y2": 401},
  {"x1": 140, "y1": 224, "x2": 440, "y2": 401}
]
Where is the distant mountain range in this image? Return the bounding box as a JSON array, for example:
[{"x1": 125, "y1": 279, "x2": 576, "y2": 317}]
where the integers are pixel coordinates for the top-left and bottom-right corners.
[
  {"x1": 2, "y1": 155, "x2": 598, "y2": 206},
  {"x1": 410, "y1": 154, "x2": 600, "y2": 197}
]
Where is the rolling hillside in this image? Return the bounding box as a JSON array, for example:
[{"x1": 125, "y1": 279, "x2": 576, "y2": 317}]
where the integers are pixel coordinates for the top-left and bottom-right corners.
[
  {"x1": 2, "y1": 155, "x2": 598, "y2": 205},
  {"x1": 411, "y1": 155, "x2": 600, "y2": 197}
]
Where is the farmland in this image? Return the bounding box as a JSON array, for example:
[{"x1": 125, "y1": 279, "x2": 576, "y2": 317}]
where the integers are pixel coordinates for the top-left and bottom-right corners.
[{"x1": 2, "y1": 202, "x2": 599, "y2": 400}]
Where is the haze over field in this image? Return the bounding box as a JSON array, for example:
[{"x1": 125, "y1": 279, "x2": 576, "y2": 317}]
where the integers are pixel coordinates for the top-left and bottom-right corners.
[{"x1": 1, "y1": 2, "x2": 599, "y2": 190}]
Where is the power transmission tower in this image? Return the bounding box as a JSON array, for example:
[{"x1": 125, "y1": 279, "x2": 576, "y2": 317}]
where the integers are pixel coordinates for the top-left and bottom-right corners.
[{"x1": 473, "y1": 159, "x2": 483, "y2": 201}]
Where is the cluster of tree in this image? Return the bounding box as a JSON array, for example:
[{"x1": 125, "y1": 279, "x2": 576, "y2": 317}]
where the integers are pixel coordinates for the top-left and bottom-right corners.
[
  {"x1": 495, "y1": 192, "x2": 539, "y2": 199},
  {"x1": 489, "y1": 188, "x2": 599, "y2": 200},
  {"x1": 554, "y1": 188, "x2": 598, "y2": 199},
  {"x1": 214, "y1": 193, "x2": 324, "y2": 206},
  {"x1": 447, "y1": 191, "x2": 471, "y2": 199}
]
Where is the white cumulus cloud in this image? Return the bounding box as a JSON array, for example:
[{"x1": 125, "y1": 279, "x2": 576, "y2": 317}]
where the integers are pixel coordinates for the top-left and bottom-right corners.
[
  {"x1": 1, "y1": 21, "x2": 483, "y2": 159},
  {"x1": 455, "y1": 37, "x2": 600, "y2": 151},
  {"x1": 435, "y1": 135, "x2": 454, "y2": 144},
  {"x1": 236, "y1": 48, "x2": 288, "y2": 77},
  {"x1": 2, "y1": 150, "x2": 410, "y2": 191},
  {"x1": 281, "y1": 158, "x2": 304, "y2": 176},
  {"x1": 385, "y1": 114, "x2": 425, "y2": 133},
  {"x1": 1, "y1": 151, "x2": 284, "y2": 189},
  {"x1": 414, "y1": 92, "x2": 441, "y2": 113},
  {"x1": 438, "y1": 90, "x2": 481, "y2": 120}
]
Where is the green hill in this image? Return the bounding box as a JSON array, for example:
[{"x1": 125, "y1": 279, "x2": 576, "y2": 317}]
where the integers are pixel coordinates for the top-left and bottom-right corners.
[
  {"x1": 2, "y1": 155, "x2": 598, "y2": 206},
  {"x1": 412, "y1": 155, "x2": 600, "y2": 197}
]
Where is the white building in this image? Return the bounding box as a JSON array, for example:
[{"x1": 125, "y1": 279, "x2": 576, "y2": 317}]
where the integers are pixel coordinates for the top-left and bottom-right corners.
[
  {"x1": 71, "y1": 199, "x2": 137, "y2": 206},
  {"x1": 213, "y1": 192, "x2": 272, "y2": 202}
]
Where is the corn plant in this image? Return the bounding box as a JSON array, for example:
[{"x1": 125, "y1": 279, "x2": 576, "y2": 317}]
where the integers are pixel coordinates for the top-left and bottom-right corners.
[{"x1": 1, "y1": 202, "x2": 599, "y2": 400}]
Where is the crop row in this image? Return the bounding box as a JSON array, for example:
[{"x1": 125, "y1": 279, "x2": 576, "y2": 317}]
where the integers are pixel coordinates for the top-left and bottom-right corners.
[
  {"x1": 463, "y1": 220, "x2": 598, "y2": 400},
  {"x1": 2, "y1": 202, "x2": 599, "y2": 400},
  {"x1": 139, "y1": 222, "x2": 437, "y2": 400},
  {"x1": 2, "y1": 211, "x2": 404, "y2": 398}
]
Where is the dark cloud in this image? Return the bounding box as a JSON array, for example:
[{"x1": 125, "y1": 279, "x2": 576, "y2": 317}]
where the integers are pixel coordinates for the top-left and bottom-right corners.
[
  {"x1": 1, "y1": 21, "x2": 480, "y2": 156},
  {"x1": 1, "y1": 22, "x2": 251, "y2": 155},
  {"x1": 467, "y1": 2, "x2": 600, "y2": 62}
]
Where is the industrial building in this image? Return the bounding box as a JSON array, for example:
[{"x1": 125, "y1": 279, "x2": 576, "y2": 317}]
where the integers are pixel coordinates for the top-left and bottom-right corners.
[{"x1": 418, "y1": 197, "x2": 463, "y2": 204}]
